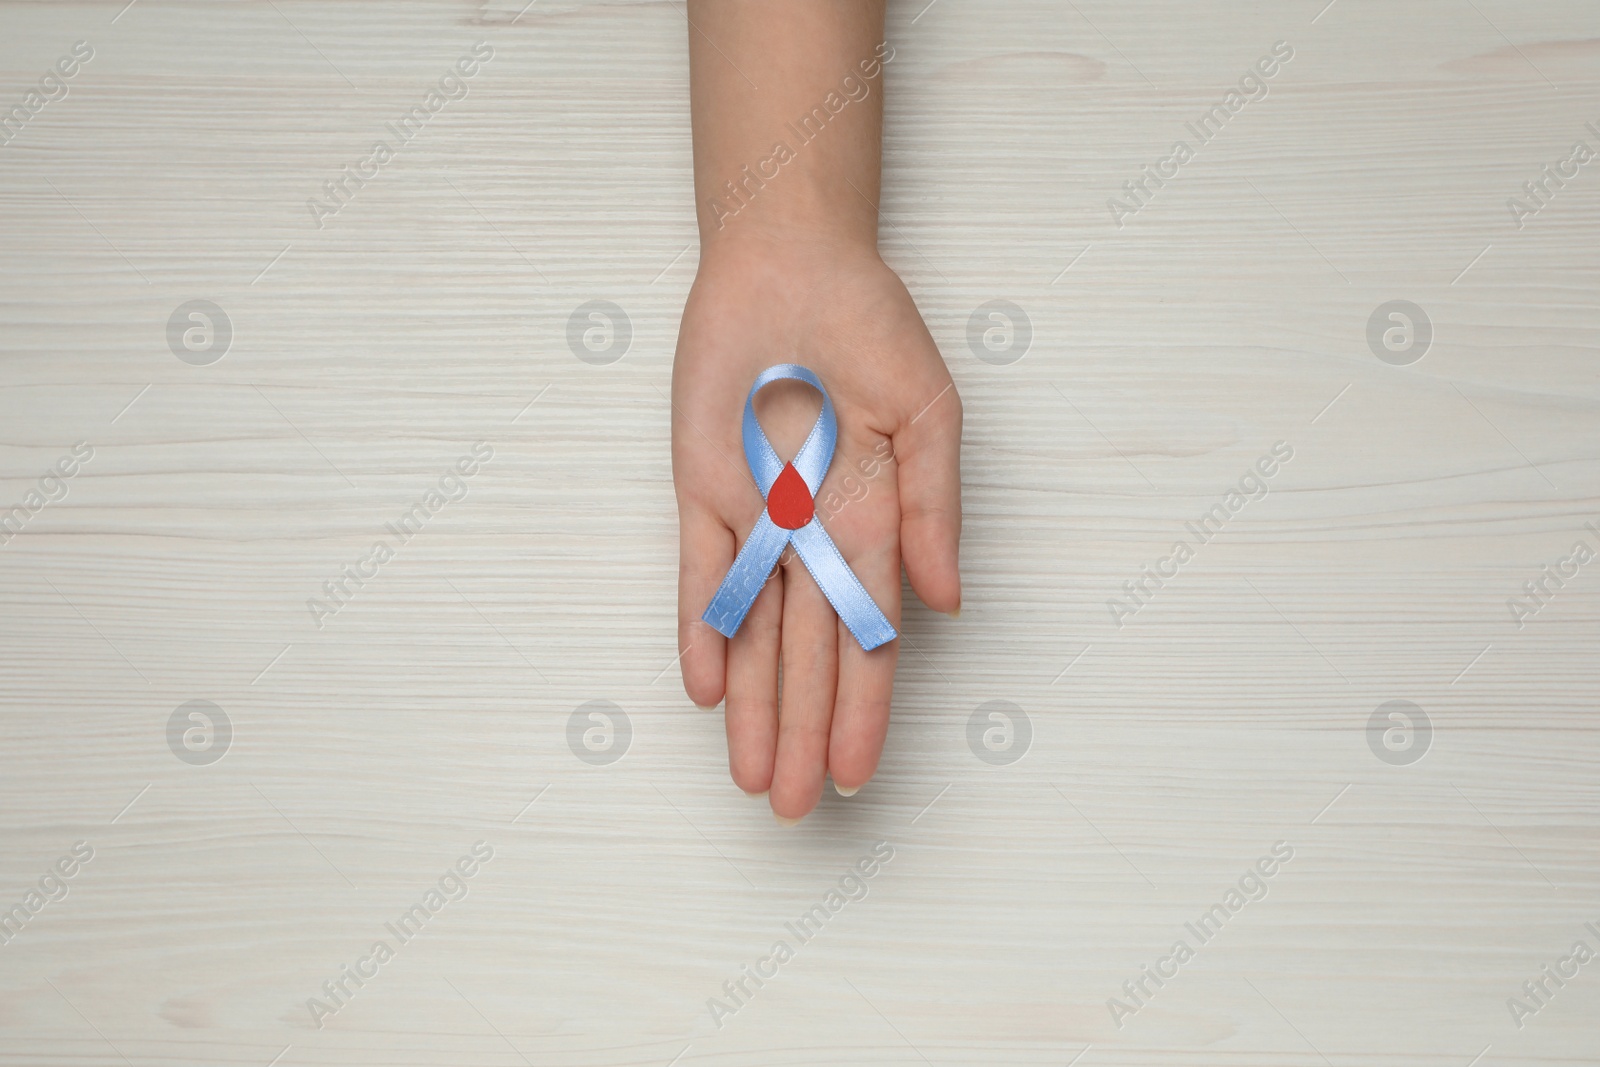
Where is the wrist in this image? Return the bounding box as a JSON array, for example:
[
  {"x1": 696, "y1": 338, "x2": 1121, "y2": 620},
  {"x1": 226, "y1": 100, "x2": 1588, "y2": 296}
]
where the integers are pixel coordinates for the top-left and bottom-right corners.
[
  {"x1": 693, "y1": 230, "x2": 882, "y2": 291},
  {"x1": 695, "y1": 162, "x2": 880, "y2": 263}
]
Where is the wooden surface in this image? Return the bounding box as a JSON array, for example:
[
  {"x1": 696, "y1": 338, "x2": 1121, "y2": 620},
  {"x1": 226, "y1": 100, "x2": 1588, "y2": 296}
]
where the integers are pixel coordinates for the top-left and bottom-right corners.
[{"x1": 2, "y1": 1, "x2": 1598, "y2": 1064}]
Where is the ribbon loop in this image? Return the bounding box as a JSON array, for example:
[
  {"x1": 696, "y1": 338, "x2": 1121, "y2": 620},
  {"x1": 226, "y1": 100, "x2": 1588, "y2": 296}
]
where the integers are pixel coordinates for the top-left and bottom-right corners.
[{"x1": 703, "y1": 364, "x2": 897, "y2": 652}]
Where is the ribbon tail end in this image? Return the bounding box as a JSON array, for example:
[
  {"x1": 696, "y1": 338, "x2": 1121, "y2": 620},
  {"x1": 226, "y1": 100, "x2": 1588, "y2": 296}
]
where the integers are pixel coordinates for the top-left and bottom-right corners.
[
  {"x1": 700, "y1": 607, "x2": 741, "y2": 640},
  {"x1": 788, "y1": 521, "x2": 898, "y2": 653},
  {"x1": 855, "y1": 624, "x2": 898, "y2": 653}
]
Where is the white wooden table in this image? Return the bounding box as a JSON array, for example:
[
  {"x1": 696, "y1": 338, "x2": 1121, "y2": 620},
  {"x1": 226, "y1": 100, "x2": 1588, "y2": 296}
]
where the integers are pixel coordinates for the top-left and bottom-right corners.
[{"x1": 2, "y1": 1, "x2": 1597, "y2": 1064}]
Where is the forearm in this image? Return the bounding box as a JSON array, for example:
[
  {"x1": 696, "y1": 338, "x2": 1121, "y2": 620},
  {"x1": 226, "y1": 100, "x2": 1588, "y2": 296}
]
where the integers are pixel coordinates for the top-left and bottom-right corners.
[{"x1": 687, "y1": 0, "x2": 890, "y2": 257}]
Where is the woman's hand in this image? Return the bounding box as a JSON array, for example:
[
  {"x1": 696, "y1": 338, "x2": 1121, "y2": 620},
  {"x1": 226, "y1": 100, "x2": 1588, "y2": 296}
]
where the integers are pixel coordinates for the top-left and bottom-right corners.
[
  {"x1": 672, "y1": 235, "x2": 961, "y2": 822},
  {"x1": 674, "y1": 1, "x2": 961, "y2": 822}
]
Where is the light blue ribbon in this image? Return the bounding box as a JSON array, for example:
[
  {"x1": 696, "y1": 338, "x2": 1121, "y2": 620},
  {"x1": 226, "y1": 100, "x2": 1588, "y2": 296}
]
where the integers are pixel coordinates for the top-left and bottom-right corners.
[{"x1": 702, "y1": 364, "x2": 897, "y2": 652}]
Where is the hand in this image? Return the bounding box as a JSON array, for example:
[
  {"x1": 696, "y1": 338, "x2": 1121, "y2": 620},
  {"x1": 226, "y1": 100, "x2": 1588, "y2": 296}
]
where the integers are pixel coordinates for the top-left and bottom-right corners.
[{"x1": 672, "y1": 236, "x2": 962, "y2": 822}]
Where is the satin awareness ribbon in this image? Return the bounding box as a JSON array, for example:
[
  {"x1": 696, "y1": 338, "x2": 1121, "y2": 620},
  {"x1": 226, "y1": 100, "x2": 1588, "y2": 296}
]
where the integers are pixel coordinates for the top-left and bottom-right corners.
[{"x1": 701, "y1": 364, "x2": 897, "y2": 652}]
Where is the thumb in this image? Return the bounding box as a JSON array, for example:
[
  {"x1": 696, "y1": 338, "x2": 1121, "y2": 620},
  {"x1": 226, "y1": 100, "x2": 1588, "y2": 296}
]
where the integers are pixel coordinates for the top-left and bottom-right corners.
[{"x1": 892, "y1": 374, "x2": 963, "y2": 615}]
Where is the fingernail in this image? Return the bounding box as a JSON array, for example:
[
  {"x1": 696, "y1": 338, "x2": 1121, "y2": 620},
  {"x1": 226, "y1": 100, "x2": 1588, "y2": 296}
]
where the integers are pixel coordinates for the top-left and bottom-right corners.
[
  {"x1": 946, "y1": 606, "x2": 960, "y2": 619},
  {"x1": 696, "y1": 703, "x2": 718, "y2": 712},
  {"x1": 834, "y1": 783, "x2": 859, "y2": 797},
  {"x1": 774, "y1": 813, "x2": 802, "y2": 827},
  {"x1": 743, "y1": 788, "x2": 769, "y2": 798}
]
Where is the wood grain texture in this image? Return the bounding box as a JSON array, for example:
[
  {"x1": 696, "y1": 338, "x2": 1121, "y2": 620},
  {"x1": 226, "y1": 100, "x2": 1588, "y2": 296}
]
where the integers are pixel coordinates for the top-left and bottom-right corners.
[{"x1": 1, "y1": 1, "x2": 1597, "y2": 1064}]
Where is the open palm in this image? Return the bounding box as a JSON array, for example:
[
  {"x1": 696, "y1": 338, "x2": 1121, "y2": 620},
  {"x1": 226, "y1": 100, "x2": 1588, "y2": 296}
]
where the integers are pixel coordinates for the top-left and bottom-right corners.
[{"x1": 672, "y1": 242, "x2": 962, "y2": 822}]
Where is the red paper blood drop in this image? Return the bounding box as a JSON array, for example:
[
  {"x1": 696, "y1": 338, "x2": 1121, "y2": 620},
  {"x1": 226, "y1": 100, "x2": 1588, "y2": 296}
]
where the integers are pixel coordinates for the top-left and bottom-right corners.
[{"x1": 766, "y1": 462, "x2": 814, "y2": 530}]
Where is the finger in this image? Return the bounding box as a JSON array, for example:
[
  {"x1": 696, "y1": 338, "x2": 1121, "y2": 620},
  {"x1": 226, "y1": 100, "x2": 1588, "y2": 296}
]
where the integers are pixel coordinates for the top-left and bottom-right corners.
[
  {"x1": 893, "y1": 376, "x2": 963, "y2": 615},
  {"x1": 677, "y1": 505, "x2": 732, "y2": 708},
  {"x1": 770, "y1": 559, "x2": 839, "y2": 822},
  {"x1": 828, "y1": 528, "x2": 900, "y2": 796},
  {"x1": 724, "y1": 568, "x2": 781, "y2": 795}
]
